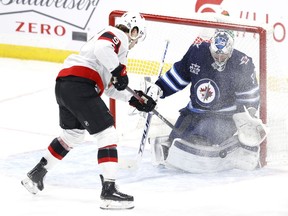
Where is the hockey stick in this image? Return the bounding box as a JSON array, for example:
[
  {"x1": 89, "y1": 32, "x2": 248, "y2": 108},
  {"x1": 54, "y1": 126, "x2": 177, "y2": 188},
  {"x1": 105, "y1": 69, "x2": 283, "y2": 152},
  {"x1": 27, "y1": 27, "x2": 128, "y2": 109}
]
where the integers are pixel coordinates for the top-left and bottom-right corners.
[
  {"x1": 125, "y1": 86, "x2": 175, "y2": 130},
  {"x1": 121, "y1": 40, "x2": 170, "y2": 169},
  {"x1": 121, "y1": 87, "x2": 176, "y2": 169},
  {"x1": 136, "y1": 39, "x2": 170, "y2": 155}
]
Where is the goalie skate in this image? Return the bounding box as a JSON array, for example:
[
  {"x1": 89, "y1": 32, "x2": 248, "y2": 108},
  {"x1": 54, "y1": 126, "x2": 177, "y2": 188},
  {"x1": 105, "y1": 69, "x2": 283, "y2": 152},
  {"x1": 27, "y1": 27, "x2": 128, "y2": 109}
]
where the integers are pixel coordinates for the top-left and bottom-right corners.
[{"x1": 99, "y1": 175, "x2": 134, "y2": 210}]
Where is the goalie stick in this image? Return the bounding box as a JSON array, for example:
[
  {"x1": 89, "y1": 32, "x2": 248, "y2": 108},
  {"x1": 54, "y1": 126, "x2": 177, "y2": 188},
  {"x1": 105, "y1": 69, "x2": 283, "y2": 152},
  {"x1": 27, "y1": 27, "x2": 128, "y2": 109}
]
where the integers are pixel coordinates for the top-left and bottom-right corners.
[{"x1": 121, "y1": 40, "x2": 170, "y2": 170}]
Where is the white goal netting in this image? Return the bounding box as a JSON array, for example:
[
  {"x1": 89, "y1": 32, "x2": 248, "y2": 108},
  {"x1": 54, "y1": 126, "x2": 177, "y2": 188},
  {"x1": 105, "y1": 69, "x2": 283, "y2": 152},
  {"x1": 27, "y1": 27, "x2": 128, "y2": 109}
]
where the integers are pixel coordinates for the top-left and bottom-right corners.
[{"x1": 110, "y1": 10, "x2": 288, "y2": 166}]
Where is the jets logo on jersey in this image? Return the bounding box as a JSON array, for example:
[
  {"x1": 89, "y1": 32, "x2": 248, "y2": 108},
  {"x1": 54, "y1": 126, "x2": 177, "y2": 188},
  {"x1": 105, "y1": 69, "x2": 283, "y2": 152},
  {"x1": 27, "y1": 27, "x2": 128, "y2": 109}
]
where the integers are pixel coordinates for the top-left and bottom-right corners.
[
  {"x1": 189, "y1": 63, "x2": 201, "y2": 75},
  {"x1": 194, "y1": 79, "x2": 220, "y2": 107}
]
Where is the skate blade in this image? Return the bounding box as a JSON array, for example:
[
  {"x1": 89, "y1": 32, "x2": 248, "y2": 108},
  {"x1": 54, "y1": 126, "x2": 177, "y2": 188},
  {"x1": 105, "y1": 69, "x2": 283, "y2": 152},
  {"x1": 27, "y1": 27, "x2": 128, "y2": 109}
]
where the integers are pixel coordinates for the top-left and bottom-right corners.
[
  {"x1": 100, "y1": 199, "x2": 134, "y2": 210},
  {"x1": 21, "y1": 177, "x2": 39, "y2": 195}
]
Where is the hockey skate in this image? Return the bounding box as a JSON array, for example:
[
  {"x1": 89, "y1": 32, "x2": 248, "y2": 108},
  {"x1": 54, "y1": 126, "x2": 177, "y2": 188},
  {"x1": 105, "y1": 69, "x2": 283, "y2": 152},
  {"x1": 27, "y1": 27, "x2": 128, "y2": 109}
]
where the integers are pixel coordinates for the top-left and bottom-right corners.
[
  {"x1": 21, "y1": 157, "x2": 48, "y2": 195},
  {"x1": 99, "y1": 175, "x2": 134, "y2": 210}
]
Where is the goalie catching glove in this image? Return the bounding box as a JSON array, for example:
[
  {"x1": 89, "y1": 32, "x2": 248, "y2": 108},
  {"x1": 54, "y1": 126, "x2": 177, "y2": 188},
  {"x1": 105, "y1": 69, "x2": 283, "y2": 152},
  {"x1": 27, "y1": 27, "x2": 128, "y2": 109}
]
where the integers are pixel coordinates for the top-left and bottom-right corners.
[
  {"x1": 233, "y1": 106, "x2": 268, "y2": 147},
  {"x1": 111, "y1": 64, "x2": 128, "y2": 91},
  {"x1": 129, "y1": 90, "x2": 156, "y2": 112}
]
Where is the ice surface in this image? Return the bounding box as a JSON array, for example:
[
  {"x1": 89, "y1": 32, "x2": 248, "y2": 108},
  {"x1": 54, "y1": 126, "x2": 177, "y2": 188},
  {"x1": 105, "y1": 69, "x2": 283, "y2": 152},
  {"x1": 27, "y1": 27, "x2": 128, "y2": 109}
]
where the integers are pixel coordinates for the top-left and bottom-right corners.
[{"x1": 0, "y1": 58, "x2": 288, "y2": 216}]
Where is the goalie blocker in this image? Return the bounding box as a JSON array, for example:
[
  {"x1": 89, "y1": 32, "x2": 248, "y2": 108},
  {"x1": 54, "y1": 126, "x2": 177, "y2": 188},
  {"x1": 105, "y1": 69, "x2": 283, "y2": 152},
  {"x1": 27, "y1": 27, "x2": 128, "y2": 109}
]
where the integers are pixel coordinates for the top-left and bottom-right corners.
[{"x1": 150, "y1": 107, "x2": 267, "y2": 173}]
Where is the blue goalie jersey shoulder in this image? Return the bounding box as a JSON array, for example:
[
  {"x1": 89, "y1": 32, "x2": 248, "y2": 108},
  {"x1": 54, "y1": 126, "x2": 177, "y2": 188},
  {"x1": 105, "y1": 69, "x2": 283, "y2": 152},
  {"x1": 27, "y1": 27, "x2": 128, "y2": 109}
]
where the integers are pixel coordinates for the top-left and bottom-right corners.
[
  {"x1": 179, "y1": 42, "x2": 258, "y2": 113},
  {"x1": 155, "y1": 41, "x2": 259, "y2": 113}
]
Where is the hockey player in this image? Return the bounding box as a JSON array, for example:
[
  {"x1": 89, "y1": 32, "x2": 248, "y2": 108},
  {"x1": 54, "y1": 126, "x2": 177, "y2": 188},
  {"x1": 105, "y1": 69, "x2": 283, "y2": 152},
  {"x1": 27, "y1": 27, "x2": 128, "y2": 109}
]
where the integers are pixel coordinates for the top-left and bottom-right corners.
[
  {"x1": 149, "y1": 29, "x2": 267, "y2": 173},
  {"x1": 21, "y1": 11, "x2": 156, "y2": 210}
]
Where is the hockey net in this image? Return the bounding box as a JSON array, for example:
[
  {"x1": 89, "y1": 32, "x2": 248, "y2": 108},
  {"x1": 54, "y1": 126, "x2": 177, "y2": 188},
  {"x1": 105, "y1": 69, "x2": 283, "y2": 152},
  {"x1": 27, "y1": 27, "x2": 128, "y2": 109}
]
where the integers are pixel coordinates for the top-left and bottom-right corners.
[{"x1": 109, "y1": 10, "x2": 288, "y2": 167}]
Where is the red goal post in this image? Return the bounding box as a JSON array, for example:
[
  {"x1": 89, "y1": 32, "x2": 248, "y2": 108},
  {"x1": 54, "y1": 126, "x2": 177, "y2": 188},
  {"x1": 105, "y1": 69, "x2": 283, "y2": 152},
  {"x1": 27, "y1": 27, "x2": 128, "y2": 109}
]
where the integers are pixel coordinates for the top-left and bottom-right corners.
[{"x1": 108, "y1": 10, "x2": 268, "y2": 166}]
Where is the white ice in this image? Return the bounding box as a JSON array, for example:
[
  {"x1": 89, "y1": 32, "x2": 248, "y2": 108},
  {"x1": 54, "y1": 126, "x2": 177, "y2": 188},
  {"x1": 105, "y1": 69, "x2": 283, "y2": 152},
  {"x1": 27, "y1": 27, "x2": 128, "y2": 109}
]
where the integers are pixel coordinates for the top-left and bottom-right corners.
[{"x1": 0, "y1": 58, "x2": 288, "y2": 216}]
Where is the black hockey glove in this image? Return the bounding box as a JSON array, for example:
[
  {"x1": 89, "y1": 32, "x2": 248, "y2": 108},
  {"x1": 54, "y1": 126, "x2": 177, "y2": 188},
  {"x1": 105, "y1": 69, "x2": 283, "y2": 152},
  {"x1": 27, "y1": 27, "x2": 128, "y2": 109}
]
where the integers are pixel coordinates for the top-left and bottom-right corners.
[
  {"x1": 111, "y1": 64, "x2": 128, "y2": 91},
  {"x1": 129, "y1": 90, "x2": 157, "y2": 112}
]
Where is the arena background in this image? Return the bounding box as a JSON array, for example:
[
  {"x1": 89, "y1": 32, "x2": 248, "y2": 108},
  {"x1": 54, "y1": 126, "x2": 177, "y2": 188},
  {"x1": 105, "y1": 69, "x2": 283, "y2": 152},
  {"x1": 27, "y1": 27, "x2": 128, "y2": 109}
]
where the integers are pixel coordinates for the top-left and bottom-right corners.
[{"x1": 0, "y1": 0, "x2": 287, "y2": 73}]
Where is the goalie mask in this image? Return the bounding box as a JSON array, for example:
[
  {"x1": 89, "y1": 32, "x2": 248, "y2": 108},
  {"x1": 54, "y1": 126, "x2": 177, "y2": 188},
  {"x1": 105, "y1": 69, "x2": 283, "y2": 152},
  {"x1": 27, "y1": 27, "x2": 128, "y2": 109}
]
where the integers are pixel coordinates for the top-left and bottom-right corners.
[
  {"x1": 209, "y1": 29, "x2": 234, "y2": 72},
  {"x1": 117, "y1": 11, "x2": 147, "y2": 42}
]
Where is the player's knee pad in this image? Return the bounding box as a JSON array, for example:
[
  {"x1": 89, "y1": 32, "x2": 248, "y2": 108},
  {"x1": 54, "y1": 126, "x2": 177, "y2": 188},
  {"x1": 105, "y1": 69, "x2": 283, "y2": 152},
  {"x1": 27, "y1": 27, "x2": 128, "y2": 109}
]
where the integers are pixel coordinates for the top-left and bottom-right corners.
[
  {"x1": 59, "y1": 129, "x2": 85, "y2": 148},
  {"x1": 92, "y1": 126, "x2": 118, "y2": 149}
]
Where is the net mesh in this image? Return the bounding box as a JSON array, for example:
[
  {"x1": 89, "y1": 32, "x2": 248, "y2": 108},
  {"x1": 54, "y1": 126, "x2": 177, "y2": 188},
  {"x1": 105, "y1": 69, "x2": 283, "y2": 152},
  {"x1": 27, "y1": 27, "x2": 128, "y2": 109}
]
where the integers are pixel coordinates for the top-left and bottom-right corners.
[{"x1": 110, "y1": 11, "x2": 288, "y2": 166}]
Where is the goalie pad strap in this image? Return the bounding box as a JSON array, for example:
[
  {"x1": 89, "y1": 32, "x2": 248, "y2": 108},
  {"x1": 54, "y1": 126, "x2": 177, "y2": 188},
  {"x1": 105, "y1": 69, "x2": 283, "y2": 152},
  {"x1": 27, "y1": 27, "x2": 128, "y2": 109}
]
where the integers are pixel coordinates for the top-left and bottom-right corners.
[
  {"x1": 240, "y1": 144, "x2": 258, "y2": 152},
  {"x1": 174, "y1": 141, "x2": 238, "y2": 158}
]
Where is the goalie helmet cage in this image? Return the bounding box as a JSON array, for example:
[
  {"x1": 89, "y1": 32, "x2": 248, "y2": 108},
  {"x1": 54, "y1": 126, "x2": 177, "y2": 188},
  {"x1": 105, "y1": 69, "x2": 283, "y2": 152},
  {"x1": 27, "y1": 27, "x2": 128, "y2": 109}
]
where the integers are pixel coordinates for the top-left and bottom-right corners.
[{"x1": 109, "y1": 10, "x2": 287, "y2": 167}]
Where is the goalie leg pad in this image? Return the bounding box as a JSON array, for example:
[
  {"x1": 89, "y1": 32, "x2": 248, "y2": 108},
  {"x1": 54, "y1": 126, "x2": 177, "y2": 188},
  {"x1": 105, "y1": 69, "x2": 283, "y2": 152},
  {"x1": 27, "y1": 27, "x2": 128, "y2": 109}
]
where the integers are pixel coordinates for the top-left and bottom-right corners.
[
  {"x1": 149, "y1": 136, "x2": 171, "y2": 165},
  {"x1": 166, "y1": 138, "x2": 240, "y2": 173},
  {"x1": 166, "y1": 137, "x2": 260, "y2": 172},
  {"x1": 232, "y1": 144, "x2": 260, "y2": 170}
]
